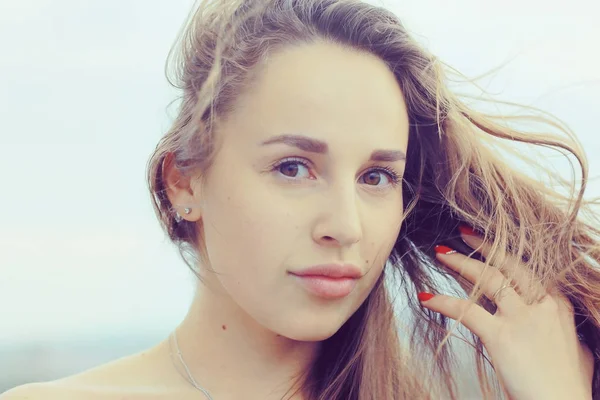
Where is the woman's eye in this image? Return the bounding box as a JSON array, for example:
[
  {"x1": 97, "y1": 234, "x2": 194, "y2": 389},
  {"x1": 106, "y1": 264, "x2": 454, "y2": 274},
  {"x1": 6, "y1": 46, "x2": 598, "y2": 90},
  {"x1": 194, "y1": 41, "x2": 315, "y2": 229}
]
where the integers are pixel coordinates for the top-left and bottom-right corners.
[
  {"x1": 360, "y1": 171, "x2": 391, "y2": 186},
  {"x1": 272, "y1": 158, "x2": 400, "y2": 188},
  {"x1": 276, "y1": 160, "x2": 311, "y2": 179}
]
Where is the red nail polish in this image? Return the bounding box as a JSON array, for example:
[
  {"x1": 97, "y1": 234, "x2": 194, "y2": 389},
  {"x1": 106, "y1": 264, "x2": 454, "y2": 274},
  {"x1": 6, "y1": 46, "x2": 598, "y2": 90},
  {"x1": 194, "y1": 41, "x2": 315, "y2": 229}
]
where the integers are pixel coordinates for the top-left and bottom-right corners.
[
  {"x1": 418, "y1": 292, "x2": 435, "y2": 302},
  {"x1": 458, "y1": 224, "x2": 477, "y2": 236},
  {"x1": 434, "y1": 245, "x2": 456, "y2": 254}
]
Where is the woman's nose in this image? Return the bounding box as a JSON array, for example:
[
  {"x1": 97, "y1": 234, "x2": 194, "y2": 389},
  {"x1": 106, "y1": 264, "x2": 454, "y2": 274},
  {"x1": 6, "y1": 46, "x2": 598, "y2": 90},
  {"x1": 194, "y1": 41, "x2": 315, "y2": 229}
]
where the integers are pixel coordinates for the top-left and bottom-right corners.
[{"x1": 312, "y1": 188, "x2": 362, "y2": 247}]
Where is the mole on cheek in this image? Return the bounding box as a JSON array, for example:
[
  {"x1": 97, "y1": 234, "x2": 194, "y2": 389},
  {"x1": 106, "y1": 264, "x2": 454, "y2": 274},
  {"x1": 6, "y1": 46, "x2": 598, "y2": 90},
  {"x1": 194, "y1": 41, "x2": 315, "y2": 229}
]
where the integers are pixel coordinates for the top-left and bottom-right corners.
[{"x1": 222, "y1": 325, "x2": 227, "y2": 330}]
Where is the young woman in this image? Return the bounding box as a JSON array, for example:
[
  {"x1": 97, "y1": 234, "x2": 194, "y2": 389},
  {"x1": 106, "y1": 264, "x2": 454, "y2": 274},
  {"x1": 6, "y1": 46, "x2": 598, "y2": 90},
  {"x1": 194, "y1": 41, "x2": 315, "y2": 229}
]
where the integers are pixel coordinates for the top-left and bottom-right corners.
[{"x1": 4, "y1": 0, "x2": 598, "y2": 399}]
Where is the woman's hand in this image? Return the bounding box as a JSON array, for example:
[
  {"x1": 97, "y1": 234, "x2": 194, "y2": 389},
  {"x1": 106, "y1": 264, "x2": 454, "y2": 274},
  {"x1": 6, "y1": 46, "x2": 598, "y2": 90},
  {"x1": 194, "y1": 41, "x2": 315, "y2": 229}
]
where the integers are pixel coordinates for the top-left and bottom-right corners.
[{"x1": 418, "y1": 225, "x2": 595, "y2": 400}]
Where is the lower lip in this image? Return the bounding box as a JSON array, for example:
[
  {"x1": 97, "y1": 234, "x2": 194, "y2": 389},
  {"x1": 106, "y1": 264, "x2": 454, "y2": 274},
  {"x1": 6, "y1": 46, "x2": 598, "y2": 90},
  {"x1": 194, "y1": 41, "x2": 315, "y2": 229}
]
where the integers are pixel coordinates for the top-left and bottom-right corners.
[{"x1": 290, "y1": 274, "x2": 358, "y2": 299}]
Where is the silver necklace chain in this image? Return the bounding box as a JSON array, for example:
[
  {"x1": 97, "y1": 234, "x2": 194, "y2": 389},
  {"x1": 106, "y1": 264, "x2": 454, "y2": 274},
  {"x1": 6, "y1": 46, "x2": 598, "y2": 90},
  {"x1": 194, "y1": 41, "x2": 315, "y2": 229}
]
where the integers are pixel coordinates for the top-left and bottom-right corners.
[{"x1": 169, "y1": 330, "x2": 215, "y2": 400}]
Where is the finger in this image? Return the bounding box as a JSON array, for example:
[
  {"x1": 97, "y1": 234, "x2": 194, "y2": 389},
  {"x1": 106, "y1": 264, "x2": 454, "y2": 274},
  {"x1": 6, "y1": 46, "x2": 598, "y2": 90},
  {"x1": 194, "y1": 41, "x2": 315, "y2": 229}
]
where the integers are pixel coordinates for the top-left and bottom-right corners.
[
  {"x1": 435, "y1": 245, "x2": 524, "y2": 313},
  {"x1": 418, "y1": 292, "x2": 497, "y2": 340},
  {"x1": 459, "y1": 225, "x2": 546, "y2": 301},
  {"x1": 458, "y1": 225, "x2": 493, "y2": 258}
]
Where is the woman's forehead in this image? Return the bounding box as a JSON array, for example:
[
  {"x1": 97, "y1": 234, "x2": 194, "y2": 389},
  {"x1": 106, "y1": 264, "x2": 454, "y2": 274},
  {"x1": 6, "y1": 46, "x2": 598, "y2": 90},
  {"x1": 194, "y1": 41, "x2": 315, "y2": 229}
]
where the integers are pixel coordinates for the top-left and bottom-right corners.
[{"x1": 221, "y1": 43, "x2": 410, "y2": 151}]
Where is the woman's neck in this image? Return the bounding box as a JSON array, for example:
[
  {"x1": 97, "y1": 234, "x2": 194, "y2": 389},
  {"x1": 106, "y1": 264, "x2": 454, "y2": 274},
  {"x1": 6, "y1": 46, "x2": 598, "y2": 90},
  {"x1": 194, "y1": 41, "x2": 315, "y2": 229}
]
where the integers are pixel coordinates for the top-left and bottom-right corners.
[{"x1": 172, "y1": 281, "x2": 319, "y2": 399}]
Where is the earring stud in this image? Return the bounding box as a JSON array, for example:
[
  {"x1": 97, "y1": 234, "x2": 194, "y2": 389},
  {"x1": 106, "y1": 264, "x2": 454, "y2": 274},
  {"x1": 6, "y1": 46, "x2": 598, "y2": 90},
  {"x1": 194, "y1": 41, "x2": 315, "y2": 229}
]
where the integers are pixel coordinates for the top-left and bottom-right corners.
[{"x1": 174, "y1": 207, "x2": 192, "y2": 223}]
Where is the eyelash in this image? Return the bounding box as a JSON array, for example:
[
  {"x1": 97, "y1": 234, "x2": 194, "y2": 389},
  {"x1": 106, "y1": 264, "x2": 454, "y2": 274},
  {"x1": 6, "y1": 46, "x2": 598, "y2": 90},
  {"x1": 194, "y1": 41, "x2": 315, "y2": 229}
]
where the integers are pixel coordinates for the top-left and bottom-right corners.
[{"x1": 270, "y1": 157, "x2": 402, "y2": 188}]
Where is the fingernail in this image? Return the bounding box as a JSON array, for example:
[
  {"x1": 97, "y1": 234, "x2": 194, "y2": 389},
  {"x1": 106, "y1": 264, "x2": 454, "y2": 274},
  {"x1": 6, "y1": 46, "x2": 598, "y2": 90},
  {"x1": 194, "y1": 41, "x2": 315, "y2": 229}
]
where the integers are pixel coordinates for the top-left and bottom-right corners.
[
  {"x1": 434, "y1": 245, "x2": 456, "y2": 255},
  {"x1": 417, "y1": 292, "x2": 435, "y2": 302},
  {"x1": 458, "y1": 224, "x2": 478, "y2": 236}
]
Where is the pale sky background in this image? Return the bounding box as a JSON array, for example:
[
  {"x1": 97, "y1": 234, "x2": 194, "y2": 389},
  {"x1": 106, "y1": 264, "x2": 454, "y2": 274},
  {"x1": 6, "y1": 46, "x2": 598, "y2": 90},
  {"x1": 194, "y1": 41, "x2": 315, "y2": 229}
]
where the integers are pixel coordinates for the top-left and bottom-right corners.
[{"x1": 1, "y1": 0, "x2": 599, "y2": 347}]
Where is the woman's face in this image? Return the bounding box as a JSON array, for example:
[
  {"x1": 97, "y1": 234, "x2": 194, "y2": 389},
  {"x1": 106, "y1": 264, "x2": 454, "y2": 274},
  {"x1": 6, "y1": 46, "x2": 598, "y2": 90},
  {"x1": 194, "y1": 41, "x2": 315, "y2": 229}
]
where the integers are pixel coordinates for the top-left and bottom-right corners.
[{"x1": 197, "y1": 41, "x2": 409, "y2": 341}]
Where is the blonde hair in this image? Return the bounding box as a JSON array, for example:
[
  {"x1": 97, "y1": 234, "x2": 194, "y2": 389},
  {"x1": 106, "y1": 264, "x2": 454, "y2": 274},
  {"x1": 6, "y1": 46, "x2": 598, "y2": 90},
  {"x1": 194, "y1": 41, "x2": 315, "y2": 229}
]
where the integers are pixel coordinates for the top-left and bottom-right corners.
[{"x1": 146, "y1": 0, "x2": 600, "y2": 398}]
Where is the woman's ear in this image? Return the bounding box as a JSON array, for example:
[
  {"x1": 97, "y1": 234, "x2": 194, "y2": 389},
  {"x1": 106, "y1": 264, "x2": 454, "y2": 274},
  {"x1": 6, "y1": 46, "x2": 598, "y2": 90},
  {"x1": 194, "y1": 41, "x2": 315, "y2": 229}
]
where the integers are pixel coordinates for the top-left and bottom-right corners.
[{"x1": 162, "y1": 152, "x2": 202, "y2": 222}]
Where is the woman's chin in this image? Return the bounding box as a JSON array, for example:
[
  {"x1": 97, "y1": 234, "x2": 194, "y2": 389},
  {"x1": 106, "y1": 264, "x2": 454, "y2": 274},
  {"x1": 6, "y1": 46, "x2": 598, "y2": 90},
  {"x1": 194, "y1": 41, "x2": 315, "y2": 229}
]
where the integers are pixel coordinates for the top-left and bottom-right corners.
[{"x1": 274, "y1": 318, "x2": 347, "y2": 342}]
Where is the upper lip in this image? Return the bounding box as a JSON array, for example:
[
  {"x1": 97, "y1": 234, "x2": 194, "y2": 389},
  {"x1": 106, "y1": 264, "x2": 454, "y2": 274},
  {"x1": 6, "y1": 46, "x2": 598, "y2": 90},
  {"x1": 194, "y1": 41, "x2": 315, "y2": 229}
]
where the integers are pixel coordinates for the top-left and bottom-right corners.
[{"x1": 289, "y1": 263, "x2": 363, "y2": 279}]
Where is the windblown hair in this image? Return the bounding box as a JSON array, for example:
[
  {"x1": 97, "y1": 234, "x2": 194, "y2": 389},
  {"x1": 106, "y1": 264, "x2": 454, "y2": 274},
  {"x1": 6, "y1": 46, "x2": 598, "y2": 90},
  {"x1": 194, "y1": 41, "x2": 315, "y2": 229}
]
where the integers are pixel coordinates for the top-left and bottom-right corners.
[{"x1": 146, "y1": 0, "x2": 600, "y2": 398}]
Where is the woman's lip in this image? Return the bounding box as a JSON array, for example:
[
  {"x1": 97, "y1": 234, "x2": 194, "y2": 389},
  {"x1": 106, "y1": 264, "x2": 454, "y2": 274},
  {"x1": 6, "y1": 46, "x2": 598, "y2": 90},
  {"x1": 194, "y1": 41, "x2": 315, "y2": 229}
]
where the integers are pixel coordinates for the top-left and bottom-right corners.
[{"x1": 290, "y1": 274, "x2": 358, "y2": 299}]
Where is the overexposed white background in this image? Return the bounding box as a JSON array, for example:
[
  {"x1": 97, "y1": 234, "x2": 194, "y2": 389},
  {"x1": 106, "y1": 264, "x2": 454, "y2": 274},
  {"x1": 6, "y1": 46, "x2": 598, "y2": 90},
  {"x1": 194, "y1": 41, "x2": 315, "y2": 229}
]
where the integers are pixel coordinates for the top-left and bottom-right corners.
[{"x1": 1, "y1": 0, "x2": 599, "y2": 392}]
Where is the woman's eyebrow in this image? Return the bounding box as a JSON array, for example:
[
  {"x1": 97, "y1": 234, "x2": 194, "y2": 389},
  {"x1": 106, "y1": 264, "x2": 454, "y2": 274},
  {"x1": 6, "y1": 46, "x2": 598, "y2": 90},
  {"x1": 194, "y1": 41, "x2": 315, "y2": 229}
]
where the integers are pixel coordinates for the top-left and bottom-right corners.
[{"x1": 259, "y1": 134, "x2": 406, "y2": 162}]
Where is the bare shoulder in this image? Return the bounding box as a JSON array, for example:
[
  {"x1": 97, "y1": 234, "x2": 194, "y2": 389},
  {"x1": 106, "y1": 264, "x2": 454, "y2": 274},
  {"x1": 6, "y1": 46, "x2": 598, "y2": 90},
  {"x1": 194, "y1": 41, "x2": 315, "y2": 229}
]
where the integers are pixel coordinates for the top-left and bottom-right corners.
[
  {"x1": 1, "y1": 339, "x2": 187, "y2": 400},
  {"x1": 1, "y1": 381, "x2": 78, "y2": 399}
]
